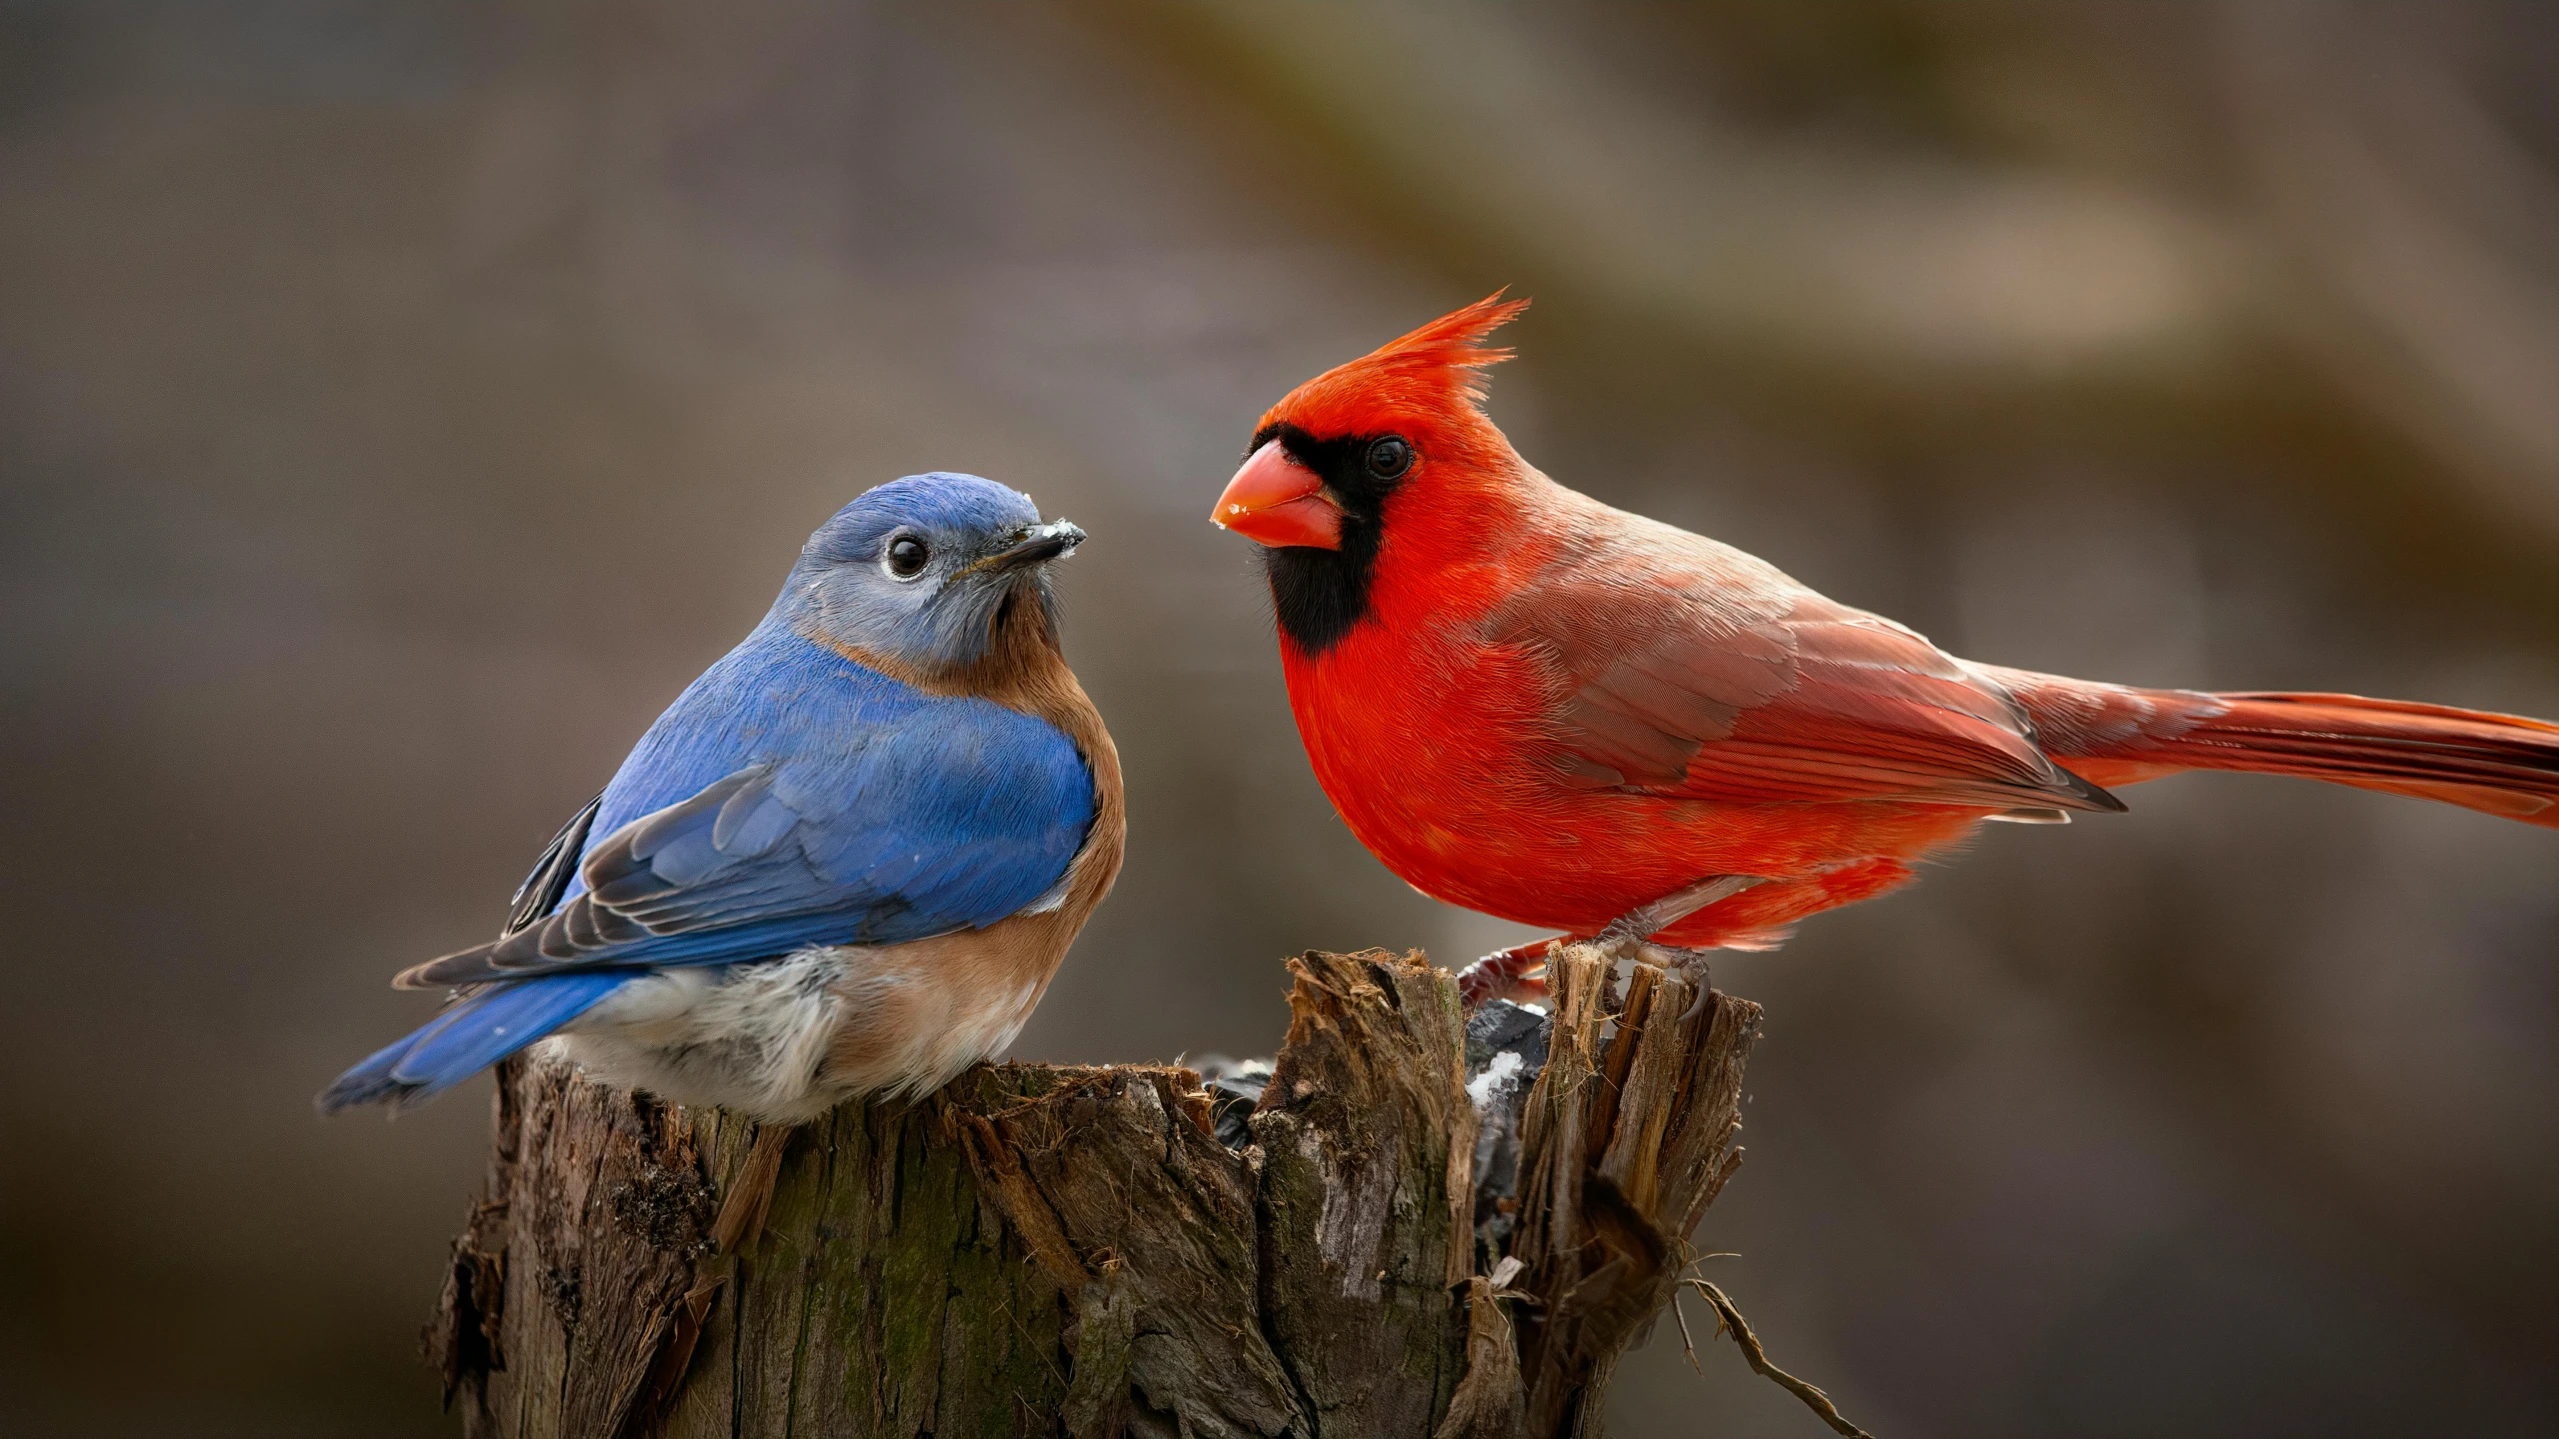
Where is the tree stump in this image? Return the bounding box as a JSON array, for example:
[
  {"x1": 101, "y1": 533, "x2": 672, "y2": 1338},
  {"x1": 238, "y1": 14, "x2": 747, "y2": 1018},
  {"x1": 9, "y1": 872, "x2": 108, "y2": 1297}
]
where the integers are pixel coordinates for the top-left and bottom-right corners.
[{"x1": 428, "y1": 947, "x2": 1763, "y2": 1438}]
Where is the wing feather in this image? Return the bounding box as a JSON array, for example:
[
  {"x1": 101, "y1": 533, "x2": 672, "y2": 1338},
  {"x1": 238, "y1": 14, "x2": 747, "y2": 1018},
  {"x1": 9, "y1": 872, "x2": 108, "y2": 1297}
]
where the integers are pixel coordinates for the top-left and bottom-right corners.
[
  {"x1": 1498, "y1": 517, "x2": 2121, "y2": 813},
  {"x1": 399, "y1": 693, "x2": 1094, "y2": 990},
  {"x1": 504, "y1": 794, "x2": 599, "y2": 936}
]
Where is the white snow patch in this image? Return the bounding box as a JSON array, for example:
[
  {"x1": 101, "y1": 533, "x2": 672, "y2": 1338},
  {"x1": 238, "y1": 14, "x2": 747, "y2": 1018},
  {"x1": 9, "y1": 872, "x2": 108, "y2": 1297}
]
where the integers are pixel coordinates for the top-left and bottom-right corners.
[{"x1": 1467, "y1": 1050, "x2": 1525, "y2": 1110}]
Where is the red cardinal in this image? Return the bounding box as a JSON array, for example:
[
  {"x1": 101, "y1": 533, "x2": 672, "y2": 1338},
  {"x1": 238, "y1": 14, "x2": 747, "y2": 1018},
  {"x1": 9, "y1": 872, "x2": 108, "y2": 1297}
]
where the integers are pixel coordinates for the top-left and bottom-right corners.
[{"x1": 1212, "y1": 296, "x2": 2559, "y2": 1000}]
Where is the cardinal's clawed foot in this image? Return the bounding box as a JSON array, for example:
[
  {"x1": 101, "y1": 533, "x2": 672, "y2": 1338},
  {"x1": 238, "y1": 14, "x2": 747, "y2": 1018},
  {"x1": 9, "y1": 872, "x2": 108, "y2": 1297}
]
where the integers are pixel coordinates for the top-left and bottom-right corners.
[
  {"x1": 1455, "y1": 938, "x2": 1563, "y2": 1008},
  {"x1": 1454, "y1": 876, "x2": 1764, "y2": 1010}
]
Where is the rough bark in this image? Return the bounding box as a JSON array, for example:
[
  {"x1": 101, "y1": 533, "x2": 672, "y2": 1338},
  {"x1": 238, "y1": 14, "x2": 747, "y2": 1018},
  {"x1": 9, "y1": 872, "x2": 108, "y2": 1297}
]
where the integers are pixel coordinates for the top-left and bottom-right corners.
[{"x1": 430, "y1": 947, "x2": 1761, "y2": 1437}]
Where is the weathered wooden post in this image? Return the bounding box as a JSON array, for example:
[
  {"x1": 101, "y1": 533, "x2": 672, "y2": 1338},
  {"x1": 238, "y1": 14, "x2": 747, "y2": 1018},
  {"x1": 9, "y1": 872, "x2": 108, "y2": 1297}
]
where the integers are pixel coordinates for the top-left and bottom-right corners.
[{"x1": 427, "y1": 947, "x2": 1770, "y2": 1437}]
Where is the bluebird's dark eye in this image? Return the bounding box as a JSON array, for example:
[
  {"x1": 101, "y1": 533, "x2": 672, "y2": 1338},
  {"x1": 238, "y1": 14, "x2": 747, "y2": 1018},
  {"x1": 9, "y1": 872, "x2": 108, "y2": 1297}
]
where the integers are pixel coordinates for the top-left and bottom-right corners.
[
  {"x1": 1364, "y1": 435, "x2": 1413, "y2": 481},
  {"x1": 885, "y1": 534, "x2": 930, "y2": 578}
]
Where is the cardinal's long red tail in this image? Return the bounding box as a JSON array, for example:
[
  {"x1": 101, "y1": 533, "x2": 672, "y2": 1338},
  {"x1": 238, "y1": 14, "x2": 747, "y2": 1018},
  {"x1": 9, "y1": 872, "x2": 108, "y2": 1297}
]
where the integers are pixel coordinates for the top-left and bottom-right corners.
[{"x1": 1993, "y1": 670, "x2": 2559, "y2": 829}]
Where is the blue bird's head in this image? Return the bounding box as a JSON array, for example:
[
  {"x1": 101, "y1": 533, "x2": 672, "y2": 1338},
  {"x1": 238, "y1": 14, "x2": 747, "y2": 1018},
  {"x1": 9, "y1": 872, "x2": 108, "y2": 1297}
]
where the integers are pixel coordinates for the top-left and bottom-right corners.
[{"x1": 780, "y1": 473, "x2": 1086, "y2": 676}]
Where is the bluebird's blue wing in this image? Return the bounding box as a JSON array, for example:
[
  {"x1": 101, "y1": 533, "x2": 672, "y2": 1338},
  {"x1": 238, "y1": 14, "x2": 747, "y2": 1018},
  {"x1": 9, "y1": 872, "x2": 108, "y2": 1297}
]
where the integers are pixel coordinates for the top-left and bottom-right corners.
[{"x1": 395, "y1": 693, "x2": 1094, "y2": 989}]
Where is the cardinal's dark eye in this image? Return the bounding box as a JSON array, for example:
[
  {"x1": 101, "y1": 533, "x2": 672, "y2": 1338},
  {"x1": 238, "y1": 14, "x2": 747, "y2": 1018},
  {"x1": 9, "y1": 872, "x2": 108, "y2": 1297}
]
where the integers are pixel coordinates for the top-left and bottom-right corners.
[
  {"x1": 885, "y1": 534, "x2": 930, "y2": 578},
  {"x1": 1364, "y1": 435, "x2": 1413, "y2": 481}
]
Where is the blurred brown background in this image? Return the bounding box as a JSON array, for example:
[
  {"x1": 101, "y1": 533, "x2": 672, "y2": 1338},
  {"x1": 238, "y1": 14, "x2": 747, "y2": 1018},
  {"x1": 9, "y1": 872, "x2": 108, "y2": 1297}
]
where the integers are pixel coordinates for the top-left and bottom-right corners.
[{"x1": 3, "y1": 2, "x2": 2553, "y2": 1434}]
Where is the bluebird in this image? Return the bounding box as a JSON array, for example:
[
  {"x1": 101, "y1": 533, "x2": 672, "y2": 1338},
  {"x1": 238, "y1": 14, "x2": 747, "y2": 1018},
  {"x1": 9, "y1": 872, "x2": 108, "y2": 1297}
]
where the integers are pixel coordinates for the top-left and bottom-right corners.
[{"x1": 320, "y1": 474, "x2": 1123, "y2": 1122}]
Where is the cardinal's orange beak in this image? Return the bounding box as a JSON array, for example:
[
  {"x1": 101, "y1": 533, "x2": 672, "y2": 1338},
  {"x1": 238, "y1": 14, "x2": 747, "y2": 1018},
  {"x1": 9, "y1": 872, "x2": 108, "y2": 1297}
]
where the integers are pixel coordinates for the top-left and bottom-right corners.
[{"x1": 1211, "y1": 439, "x2": 1342, "y2": 550}]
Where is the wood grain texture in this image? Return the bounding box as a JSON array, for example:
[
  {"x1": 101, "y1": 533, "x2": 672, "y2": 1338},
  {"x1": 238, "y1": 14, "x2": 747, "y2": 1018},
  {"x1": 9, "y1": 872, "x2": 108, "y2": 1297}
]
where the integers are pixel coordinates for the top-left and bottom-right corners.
[{"x1": 429, "y1": 948, "x2": 1760, "y2": 1437}]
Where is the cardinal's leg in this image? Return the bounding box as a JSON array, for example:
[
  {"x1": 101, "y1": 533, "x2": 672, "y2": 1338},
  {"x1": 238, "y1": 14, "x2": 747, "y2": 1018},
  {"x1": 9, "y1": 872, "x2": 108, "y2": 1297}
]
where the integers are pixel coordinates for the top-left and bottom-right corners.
[
  {"x1": 1456, "y1": 937, "x2": 1569, "y2": 1008},
  {"x1": 1591, "y1": 874, "x2": 1772, "y2": 1010},
  {"x1": 1455, "y1": 876, "x2": 1783, "y2": 1010},
  {"x1": 1596, "y1": 875, "x2": 1765, "y2": 948}
]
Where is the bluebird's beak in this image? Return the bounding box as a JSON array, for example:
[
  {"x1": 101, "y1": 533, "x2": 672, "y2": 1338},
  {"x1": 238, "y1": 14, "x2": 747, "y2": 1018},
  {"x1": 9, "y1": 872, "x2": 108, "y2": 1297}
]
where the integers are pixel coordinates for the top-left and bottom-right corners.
[
  {"x1": 972, "y1": 520, "x2": 1086, "y2": 575},
  {"x1": 1212, "y1": 439, "x2": 1343, "y2": 550}
]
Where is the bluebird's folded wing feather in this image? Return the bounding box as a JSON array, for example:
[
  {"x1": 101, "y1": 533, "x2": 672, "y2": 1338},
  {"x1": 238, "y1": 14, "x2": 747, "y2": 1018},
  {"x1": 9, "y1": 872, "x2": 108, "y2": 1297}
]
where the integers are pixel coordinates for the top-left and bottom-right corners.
[
  {"x1": 506, "y1": 792, "x2": 600, "y2": 935},
  {"x1": 397, "y1": 636, "x2": 1096, "y2": 989}
]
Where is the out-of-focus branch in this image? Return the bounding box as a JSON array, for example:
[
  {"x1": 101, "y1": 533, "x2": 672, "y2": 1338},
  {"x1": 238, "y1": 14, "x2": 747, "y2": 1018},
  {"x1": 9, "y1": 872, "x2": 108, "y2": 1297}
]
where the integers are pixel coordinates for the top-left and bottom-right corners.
[
  {"x1": 2223, "y1": 0, "x2": 2559, "y2": 536},
  {"x1": 1115, "y1": 0, "x2": 2237, "y2": 389},
  {"x1": 1103, "y1": 0, "x2": 2559, "y2": 552}
]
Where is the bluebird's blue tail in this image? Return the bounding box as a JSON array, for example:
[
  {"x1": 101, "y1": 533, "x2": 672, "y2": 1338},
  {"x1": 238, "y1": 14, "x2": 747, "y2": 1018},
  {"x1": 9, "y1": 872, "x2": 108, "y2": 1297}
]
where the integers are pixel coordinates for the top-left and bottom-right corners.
[{"x1": 318, "y1": 971, "x2": 628, "y2": 1114}]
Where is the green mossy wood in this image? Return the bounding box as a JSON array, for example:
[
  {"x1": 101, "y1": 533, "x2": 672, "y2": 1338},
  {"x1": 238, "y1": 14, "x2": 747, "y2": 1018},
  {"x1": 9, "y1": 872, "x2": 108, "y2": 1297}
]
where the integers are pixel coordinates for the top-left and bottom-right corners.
[{"x1": 429, "y1": 948, "x2": 1764, "y2": 1438}]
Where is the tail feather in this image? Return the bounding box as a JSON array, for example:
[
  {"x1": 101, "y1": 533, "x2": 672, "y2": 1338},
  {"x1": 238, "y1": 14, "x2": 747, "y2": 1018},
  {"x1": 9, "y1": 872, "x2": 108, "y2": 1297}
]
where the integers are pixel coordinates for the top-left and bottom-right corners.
[
  {"x1": 2006, "y1": 672, "x2": 2559, "y2": 829},
  {"x1": 318, "y1": 970, "x2": 629, "y2": 1114},
  {"x1": 2169, "y1": 692, "x2": 2559, "y2": 825}
]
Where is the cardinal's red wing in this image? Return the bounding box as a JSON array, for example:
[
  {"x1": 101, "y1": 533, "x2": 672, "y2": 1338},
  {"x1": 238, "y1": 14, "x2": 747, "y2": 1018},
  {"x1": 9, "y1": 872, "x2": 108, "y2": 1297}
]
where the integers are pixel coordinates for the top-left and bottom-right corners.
[{"x1": 1502, "y1": 564, "x2": 2121, "y2": 812}]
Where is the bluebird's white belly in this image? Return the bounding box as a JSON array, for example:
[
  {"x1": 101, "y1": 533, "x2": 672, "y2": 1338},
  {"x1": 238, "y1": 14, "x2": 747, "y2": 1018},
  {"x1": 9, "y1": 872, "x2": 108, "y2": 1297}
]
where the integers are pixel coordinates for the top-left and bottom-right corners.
[{"x1": 547, "y1": 938, "x2": 1048, "y2": 1124}]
